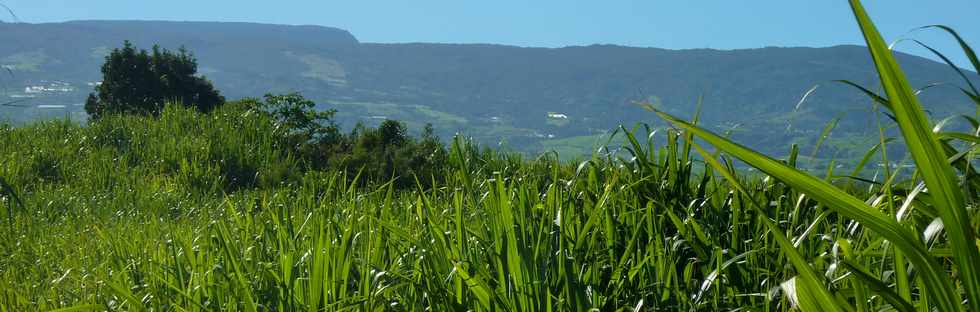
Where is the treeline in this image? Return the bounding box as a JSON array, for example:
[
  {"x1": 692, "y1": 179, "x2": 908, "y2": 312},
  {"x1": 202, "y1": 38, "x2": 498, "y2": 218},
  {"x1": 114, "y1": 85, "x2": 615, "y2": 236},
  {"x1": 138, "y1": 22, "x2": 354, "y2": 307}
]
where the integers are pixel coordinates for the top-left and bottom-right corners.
[
  {"x1": 235, "y1": 93, "x2": 448, "y2": 188},
  {"x1": 82, "y1": 41, "x2": 448, "y2": 188}
]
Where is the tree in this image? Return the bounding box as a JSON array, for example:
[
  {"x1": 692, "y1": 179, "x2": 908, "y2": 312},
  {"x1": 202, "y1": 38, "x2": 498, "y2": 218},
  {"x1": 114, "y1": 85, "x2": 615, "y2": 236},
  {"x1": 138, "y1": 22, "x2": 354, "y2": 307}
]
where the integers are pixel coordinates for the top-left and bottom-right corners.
[
  {"x1": 252, "y1": 93, "x2": 340, "y2": 146},
  {"x1": 378, "y1": 119, "x2": 408, "y2": 147},
  {"x1": 239, "y1": 93, "x2": 342, "y2": 169},
  {"x1": 85, "y1": 41, "x2": 224, "y2": 119}
]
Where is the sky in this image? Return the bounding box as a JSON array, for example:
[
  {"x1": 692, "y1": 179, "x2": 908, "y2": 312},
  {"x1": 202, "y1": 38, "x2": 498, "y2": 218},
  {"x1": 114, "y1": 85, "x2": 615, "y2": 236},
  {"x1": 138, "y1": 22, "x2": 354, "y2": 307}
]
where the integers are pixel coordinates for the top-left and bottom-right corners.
[{"x1": 2, "y1": 1, "x2": 979, "y2": 68}]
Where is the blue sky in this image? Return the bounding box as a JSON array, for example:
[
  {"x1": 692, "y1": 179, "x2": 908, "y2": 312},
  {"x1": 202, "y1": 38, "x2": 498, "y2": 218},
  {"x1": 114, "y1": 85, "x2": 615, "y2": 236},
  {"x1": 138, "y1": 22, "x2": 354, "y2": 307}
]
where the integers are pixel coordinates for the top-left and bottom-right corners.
[{"x1": 3, "y1": 1, "x2": 979, "y2": 67}]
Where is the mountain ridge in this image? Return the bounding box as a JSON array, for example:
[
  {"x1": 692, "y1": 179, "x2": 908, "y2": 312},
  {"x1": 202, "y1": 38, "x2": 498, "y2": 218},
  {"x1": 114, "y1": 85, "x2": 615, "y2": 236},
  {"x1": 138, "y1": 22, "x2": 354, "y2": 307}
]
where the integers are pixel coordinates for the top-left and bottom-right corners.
[
  {"x1": 16, "y1": 19, "x2": 980, "y2": 59},
  {"x1": 2, "y1": 20, "x2": 977, "y2": 162}
]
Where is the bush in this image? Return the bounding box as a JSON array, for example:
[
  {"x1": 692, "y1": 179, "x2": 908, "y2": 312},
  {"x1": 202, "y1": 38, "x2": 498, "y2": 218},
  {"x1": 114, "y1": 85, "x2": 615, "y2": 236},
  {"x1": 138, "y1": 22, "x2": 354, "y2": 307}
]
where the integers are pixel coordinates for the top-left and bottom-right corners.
[
  {"x1": 240, "y1": 93, "x2": 448, "y2": 187},
  {"x1": 328, "y1": 120, "x2": 448, "y2": 188}
]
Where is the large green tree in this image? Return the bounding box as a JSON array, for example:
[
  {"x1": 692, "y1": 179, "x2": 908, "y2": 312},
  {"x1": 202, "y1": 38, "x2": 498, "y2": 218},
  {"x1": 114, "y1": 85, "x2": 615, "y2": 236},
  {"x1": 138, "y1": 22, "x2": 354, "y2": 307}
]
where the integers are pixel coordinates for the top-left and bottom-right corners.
[{"x1": 85, "y1": 41, "x2": 224, "y2": 118}]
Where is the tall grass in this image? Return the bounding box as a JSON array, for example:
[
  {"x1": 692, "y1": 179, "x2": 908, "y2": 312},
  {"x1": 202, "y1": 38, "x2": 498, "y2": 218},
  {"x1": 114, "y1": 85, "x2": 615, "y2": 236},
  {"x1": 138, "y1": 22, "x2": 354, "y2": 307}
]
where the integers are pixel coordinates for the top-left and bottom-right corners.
[
  {"x1": 0, "y1": 1, "x2": 977, "y2": 311},
  {"x1": 648, "y1": 1, "x2": 980, "y2": 311},
  {"x1": 0, "y1": 101, "x2": 846, "y2": 310}
]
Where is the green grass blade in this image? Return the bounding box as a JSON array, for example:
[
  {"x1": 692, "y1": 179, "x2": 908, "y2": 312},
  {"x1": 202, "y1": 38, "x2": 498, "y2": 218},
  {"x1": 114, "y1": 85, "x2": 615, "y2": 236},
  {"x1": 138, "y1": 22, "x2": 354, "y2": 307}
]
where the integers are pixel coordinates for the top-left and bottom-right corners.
[
  {"x1": 849, "y1": 2, "x2": 980, "y2": 310},
  {"x1": 846, "y1": 138, "x2": 894, "y2": 184},
  {"x1": 939, "y1": 132, "x2": 980, "y2": 144},
  {"x1": 45, "y1": 305, "x2": 106, "y2": 312},
  {"x1": 687, "y1": 141, "x2": 845, "y2": 312},
  {"x1": 834, "y1": 80, "x2": 891, "y2": 110},
  {"x1": 811, "y1": 115, "x2": 842, "y2": 160},
  {"x1": 910, "y1": 39, "x2": 979, "y2": 97},
  {"x1": 106, "y1": 281, "x2": 146, "y2": 312},
  {"x1": 649, "y1": 106, "x2": 961, "y2": 312},
  {"x1": 919, "y1": 25, "x2": 980, "y2": 75},
  {"x1": 840, "y1": 260, "x2": 914, "y2": 312}
]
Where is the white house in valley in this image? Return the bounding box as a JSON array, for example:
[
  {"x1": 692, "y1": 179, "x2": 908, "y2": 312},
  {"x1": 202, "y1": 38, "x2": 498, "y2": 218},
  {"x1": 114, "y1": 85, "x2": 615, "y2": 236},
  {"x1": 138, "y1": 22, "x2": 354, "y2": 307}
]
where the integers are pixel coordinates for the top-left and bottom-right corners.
[{"x1": 547, "y1": 112, "x2": 568, "y2": 119}]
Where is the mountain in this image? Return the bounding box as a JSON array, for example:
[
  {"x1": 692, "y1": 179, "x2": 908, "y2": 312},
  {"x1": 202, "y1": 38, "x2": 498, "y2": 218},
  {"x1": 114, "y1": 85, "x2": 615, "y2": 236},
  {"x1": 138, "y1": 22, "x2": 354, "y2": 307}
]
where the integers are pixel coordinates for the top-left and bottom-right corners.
[{"x1": 1, "y1": 20, "x2": 977, "y2": 162}]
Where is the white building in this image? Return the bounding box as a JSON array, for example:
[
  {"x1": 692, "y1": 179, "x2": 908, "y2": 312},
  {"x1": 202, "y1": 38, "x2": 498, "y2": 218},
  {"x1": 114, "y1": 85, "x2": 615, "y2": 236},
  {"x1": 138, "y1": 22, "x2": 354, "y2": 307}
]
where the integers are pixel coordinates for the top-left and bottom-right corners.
[{"x1": 547, "y1": 112, "x2": 568, "y2": 119}]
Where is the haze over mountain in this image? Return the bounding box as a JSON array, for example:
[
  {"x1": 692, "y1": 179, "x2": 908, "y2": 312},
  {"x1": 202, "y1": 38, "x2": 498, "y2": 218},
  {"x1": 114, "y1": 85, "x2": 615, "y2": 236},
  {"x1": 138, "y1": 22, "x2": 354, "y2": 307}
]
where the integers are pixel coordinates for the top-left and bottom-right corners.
[{"x1": 2, "y1": 20, "x2": 977, "y2": 161}]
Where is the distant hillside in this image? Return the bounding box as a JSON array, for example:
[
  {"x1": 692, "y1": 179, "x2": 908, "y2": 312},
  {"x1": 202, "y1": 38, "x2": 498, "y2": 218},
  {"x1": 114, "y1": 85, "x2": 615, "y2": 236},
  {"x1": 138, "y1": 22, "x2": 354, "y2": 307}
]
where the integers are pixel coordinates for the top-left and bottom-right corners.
[{"x1": 1, "y1": 20, "x2": 977, "y2": 162}]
